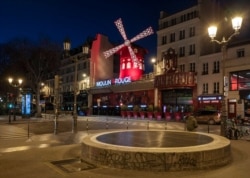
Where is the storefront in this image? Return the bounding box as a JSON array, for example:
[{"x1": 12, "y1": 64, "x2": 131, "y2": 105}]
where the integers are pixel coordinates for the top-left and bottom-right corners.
[
  {"x1": 239, "y1": 90, "x2": 250, "y2": 117},
  {"x1": 160, "y1": 89, "x2": 194, "y2": 120},
  {"x1": 154, "y1": 72, "x2": 197, "y2": 118},
  {"x1": 231, "y1": 70, "x2": 250, "y2": 118},
  {"x1": 91, "y1": 89, "x2": 154, "y2": 116},
  {"x1": 61, "y1": 90, "x2": 88, "y2": 115},
  {"x1": 197, "y1": 95, "x2": 223, "y2": 111},
  {"x1": 89, "y1": 76, "x2": 155, "y2": 116}
]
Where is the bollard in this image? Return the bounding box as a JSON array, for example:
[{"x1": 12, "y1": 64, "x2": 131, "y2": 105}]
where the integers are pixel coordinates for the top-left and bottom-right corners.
[
  {"x1": 27, "y1": 120, "x2": 30, "y2": 139},
  {"x1": 106, "y1": 117, "x2": 109, "y2": 129},
  {"x1": 86, "y1": 118, "x2": 89, "y2": 132},
  {"x1": 9, "y1": 113, "x2": 11, "y2": 124},
  {"x1": 207, "y1": 124, "x2": 210, "y2": 133},
  {"x1": 127, "y1": 118, "x2": 128, "y2": 130},
  {"x1": 165, "y1": 121, "x2": 167, "y2": 130},
  {"x1": 147, "y1": 120, "x2": 149, "y2": 130}
]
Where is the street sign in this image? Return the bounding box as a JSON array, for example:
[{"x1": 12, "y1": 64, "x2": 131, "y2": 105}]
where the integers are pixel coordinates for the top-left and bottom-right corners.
[
  {"x1": 224, "y1": 76, "x2": 229, "y2": 87},
  {"x1": 224, "y1": 86, "x2": 229, "y2": 92}
]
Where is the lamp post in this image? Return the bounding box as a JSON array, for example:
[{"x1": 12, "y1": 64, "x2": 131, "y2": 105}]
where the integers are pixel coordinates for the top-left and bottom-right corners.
[
  {"x1": 8, "y1": 77, "x2": 23, "y2": 123},
  {"x1": 72, "y1": 58, "x2": 78, "y2": 133},
  {"x1": 208, "y1": 16, "x2": 243, "y2": 136}
]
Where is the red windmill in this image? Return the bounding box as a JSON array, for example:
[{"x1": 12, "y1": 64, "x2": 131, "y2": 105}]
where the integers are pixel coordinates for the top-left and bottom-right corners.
[{"x1": 103, "y1": 18, "x2": 154, "y2": 81}]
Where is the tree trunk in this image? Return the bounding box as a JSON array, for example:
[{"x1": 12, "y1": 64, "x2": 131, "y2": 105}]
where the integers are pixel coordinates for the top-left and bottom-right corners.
[{"x1": 35, "y1": 85, "x2": 42, "y2": 117}]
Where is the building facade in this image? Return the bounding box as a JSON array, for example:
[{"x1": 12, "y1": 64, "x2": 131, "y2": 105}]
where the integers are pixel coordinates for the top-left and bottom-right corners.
[{"x1": 155, "y1": 0, "x2": 250, "y2": 119}]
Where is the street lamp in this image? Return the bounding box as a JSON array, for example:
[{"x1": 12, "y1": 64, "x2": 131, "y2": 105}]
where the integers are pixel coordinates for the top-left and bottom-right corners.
[
  {"x1": 82, "y1": 73, "x2": 88, "y2": 89},
  {"x1": 8, "y1": 78, "x2": 23, "y2": 88},
  {"x1": 8, "y1": 77, "x2": 23, "y2": 123},
  {"x1": 208, "y1": 16, "x2": 243, "y2": 136},
  {"x1": 151, "y1": 57, "x2": 157, "y2": 74},
  {"x1": 72, "y1": 57, "x2": 79, "y2": 133}
]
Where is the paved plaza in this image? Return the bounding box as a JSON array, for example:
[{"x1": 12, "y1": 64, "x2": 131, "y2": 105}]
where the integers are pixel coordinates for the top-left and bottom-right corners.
[{"x1": 0, "y1": 115, "x2": 250, "y2": 178}]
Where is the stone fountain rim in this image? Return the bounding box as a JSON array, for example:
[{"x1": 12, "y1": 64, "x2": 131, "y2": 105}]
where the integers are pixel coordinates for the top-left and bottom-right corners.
[{"x1": 82, "y1": 129, "x2": 230, "y2": 153}]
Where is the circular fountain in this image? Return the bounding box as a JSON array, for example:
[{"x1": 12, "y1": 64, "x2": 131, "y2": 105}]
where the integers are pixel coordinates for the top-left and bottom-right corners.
[{"x1": 81, "y1": 130, "x2": 231, "y2": 171}]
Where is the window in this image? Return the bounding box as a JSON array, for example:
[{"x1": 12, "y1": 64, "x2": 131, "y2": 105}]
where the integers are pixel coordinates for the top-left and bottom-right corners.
[
  {"x1": 179, "y1": 64, "x2": 185, "y2": 72},
  {"x1": 179, "y1": 46, "x2": 185, "y2": 57},
  {"x1": 203, "y1": 83, "x2": 208, "y2": 94},
  {"x1": 179, "y1": 30, "x2": 185, "y2": 40},
  {"x1": 162, "y1": 35, "x2": 167, "y2": 45},
  {"x1": 189, "y1": 63, "x2": 195, "y2": 72},
  {"x1": 202, "y1": 63, "x2": 208, "y2": 75},
  {"x1": 213, "y1": 61, "x2": 220, "y2": 73},
  {"x1": 127, "y1": 59, "x2": 132, "y2": 69},
  {"x1": 170, "y1": 33, "x2": 175, "y2": 42},
  {"x1": 83, "y1": 61, "x2": 87, "y2": 69},
  {"x1": 187, "y1": 11, "x2": 198, "y2": 20},
  {"x1": 181, "y1": 14, "x2": 186, "y2": 22},
  {"x1": 189, "y1": 44, "x2": 195, "y2": 55},
  {"x1": 82, "y1": 46, "x2": 89, "y2": 54},
  {"x1": 163, "y1": 21, "x2": 168, "y2": 28},
  {"x1": 237, "y1": 49, "x2": 245, "y2": 58},
  {"x1": 189, "y1": 27, "x2": 195, "y2": 37},
  {"x1": 213, "y1": 82, "x2": 220, "y2": 94},
  {"x1": 171, "y1": 18, "x2": 176, "y2": 25},
  {"x1": 230, "y1": 70, "x2": 250, "y2": 90}
]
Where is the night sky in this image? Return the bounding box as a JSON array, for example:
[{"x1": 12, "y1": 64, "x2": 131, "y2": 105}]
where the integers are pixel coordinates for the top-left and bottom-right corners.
[
  {"x1": 1, "y1": 1, "x2": 248, "y2": 70},
  {"x1": 1, "y1": 0, "x2": 198, "y2": 71}
]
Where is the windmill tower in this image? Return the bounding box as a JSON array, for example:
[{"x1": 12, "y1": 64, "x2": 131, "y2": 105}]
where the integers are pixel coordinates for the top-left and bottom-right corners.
[{"x1": 103, "y1": 18, "x2": 153, "y2": 81}]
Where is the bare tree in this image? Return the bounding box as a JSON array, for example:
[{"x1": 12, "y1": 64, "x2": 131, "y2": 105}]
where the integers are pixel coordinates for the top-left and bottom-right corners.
[{"x1": 2, "y1": 37, "x2": 62, "y2": 117}]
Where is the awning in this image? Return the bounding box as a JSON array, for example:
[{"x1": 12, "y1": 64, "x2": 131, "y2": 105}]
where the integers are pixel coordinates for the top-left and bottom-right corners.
[{"x1": 88, "y1": 87, "x2": 113, "y2": 94}]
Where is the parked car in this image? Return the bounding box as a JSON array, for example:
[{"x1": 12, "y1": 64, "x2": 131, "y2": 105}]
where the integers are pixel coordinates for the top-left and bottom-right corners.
[{"x1": 194, "y1": 110, "x2": 221, "y2": 125}]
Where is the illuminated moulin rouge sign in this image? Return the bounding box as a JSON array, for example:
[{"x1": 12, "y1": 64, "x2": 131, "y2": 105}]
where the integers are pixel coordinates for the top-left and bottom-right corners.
[{"x1": 96, "y1": 76, "x2": 131, "y2": 87}]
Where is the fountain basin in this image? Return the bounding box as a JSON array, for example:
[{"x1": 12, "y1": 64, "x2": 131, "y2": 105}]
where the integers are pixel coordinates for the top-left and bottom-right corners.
[{"x1": 81, "y1": 130, "x2": 231, "y2": 171}]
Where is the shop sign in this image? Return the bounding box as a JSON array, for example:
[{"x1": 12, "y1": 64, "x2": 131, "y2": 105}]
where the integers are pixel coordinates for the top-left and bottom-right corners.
[
  {"x1": 154, "y1": 72, "x2": 196, "y2": 88},
  {"x1": 96, "y1": 76, "x2": 131, "y2": 87},
  {"x1": 96, "y1": 79, "x2": 112, "y2": 87},
  {"x1": 198, "y1": 96, "x2": 222, "y2": 101}
]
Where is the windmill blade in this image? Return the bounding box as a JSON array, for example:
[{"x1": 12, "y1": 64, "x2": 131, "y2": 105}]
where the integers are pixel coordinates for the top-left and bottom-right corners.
[
  {"x1": 114, "y1": 18, "x2": 128, "y2": 41},
  {"x1": 103, "y1": 43, "x2": 125, "y2": 58},
  {"x1": 127, "y1": 46, "x2": 139, "y2": 63},
  {"x1": 130, "y1": 27, "x2": 154, "y2": 43}
]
